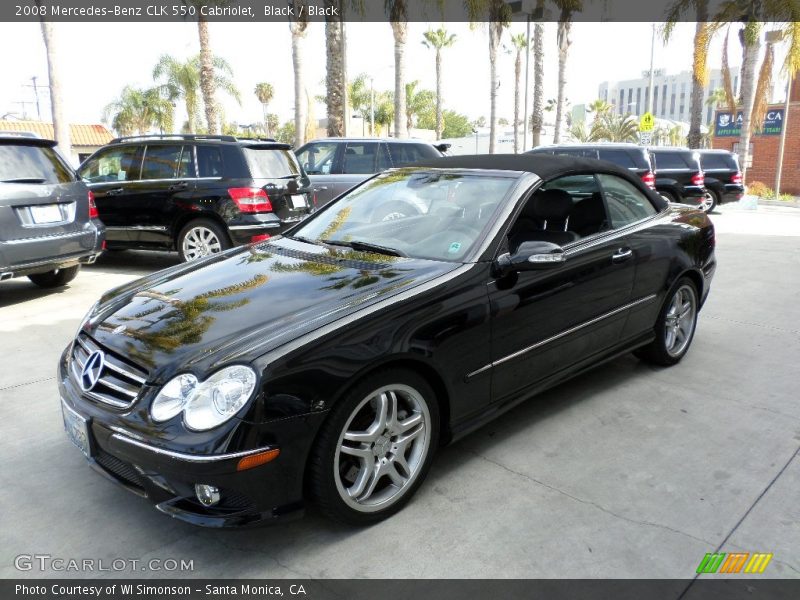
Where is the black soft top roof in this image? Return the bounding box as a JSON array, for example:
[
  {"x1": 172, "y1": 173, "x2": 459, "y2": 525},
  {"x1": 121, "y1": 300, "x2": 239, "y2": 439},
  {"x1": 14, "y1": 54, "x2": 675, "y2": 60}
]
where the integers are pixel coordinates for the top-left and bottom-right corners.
[
  {"x1": 411, "y1": 153, "x2": 635, "y2": 179},
  {"x1": 410, "y1": 153, "x2": 668, "y2": 210}
]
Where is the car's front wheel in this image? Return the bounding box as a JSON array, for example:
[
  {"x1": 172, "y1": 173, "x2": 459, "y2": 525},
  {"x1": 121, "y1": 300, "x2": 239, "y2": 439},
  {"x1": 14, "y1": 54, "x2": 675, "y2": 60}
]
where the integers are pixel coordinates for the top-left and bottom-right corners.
[
  {"x1": 27, "y1": 265, "x2": 80, "y2": 288},
  {"x1": 178, "y1": 219, "x2": 230, "y2": 262},
  {"x1": 307, "y1": 369, "x2": 439, "y2": 524},
  {"x1": 636, "y1": 278, "x2": 699, "y2": 366}
]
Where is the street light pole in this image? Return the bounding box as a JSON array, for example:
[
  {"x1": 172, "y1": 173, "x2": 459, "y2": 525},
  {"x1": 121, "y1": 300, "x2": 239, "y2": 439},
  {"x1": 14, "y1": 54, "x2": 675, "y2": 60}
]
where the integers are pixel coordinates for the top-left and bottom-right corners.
[
  {"x1": 774, "y1": 73, "x2": 793, "y2": 196},
  {"x1": 647, "y1": 23, "x2": 656, "y2": 115},
  {"x1": 522, "y1": 15, "x2": 531, "y2": 152}
]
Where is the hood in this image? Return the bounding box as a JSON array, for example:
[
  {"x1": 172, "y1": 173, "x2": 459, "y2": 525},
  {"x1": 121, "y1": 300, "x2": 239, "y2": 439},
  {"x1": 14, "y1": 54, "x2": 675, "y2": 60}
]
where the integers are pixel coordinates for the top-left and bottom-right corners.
[{"x1": 86, "y1": 237, "x2": 458, "y2": 382}]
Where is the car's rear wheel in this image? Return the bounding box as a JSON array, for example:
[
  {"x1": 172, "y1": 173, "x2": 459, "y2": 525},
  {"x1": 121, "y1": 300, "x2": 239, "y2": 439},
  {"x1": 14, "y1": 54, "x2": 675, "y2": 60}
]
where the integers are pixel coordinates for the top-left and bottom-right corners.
[
  {"x1": 307, "y1": 369, "x2": 439, "y2": 525},
  {"x1": 635, "y1": 278, "x2": 699, "y2": 366},
  {"x1": 699, "y1": 192, "x2": 716, "y2": 213},
  {"x1": 178, "y1": 219, "x2": 230, "y2": 262},
  {"x1": 27, "y1": 265, "x2": 80, "y2": 288},
  {"x1": 659, "y1": 190, "x2": 678, "y2": 204}
]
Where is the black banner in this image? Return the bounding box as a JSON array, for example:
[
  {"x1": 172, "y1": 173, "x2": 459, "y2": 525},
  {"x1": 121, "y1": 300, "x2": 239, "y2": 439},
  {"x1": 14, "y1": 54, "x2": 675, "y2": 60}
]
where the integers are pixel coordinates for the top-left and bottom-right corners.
[
  {"x1": 2, "y1": 0, "x2": 766, "y2": 23},
  {"x1": 5, "y1": 579, "x2": 800, "y2": 600}
]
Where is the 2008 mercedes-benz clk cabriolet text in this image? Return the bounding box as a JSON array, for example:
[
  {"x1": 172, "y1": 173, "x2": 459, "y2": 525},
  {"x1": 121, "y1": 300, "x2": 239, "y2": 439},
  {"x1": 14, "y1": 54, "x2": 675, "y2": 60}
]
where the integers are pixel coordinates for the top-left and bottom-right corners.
[{"x1": 59, "y1": 154, "x2": 716, "y2": 527}]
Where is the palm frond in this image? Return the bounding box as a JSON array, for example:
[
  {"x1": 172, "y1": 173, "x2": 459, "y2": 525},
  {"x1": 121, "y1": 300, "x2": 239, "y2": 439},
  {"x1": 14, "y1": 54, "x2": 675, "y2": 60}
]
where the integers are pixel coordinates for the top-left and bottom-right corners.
[
  {"x1": 721, "y1": 27, "x2": 737, "y2": 114},
  {"x1": 751, "y1": 41, "x2": 775, "y2": 133}
]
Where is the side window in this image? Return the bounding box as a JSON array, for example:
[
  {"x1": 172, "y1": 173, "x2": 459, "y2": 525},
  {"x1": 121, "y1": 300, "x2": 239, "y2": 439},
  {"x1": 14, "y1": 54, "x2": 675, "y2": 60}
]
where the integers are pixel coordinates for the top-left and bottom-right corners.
[
  {"x1": 342, "y1": 142, "x2": 378, "y2": 174},
  {"x1": 387, "y1": 143, "x2": 439, "y2": 166},
  {"x1": 295, "y1": 142, "x2": 338, "y2": 175},
  {"x1": 141, "y1": 145, "x2": 182, "y2": 180},
  {"x1": 177, "y1": 145, "x2": 195, "y2": 178},
  {"x1": 376, "y1": 143, "x2": 392, "y2": 171},
  {"x1": 79, "y1": 145, "x2": 141, "y2": 183},
  {"x1": 196, "y1": 146, "x2": 223, "y2": 178},
  {"x1": 598, "y1": 174, "x2": 657, "y2": 228}
]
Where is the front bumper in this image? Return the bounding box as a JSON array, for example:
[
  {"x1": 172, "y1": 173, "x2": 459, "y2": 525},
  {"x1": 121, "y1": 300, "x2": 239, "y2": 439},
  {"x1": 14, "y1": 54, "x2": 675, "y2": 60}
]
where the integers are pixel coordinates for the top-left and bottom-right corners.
[{"x1": 57, "y1": 349, "x2": 321, "y2": 528}]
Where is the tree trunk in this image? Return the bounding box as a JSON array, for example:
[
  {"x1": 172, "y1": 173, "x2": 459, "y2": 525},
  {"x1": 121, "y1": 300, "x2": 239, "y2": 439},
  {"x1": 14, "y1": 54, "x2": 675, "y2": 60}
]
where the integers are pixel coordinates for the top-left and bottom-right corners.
[
  {"x1": 489, "y1": 22, "x2": 502, "y2": 154},
  {"x1": 737, "y1": 26, "x2": 761, "y2": 182},
  {"x1": 531, "y1": 22, "x2": 544, "y2": 148},
  {"x1": 325, "y1": 14, "x2": 345, "y2": 137},
  {"x1": 554, "y1": 20, "x2": 571, "y2": 144},
  {"x1": 39, "y1": 21, "x2": 72, "y2": 162},
  {"x1": 392, "y1": 20, "x2": 408, "y2": 139},
  {"x1": 291, "y1": 20, "x2": 308, "y2": 147},
  {"x1": 435, "y1": 49, "x2": 443, "y2": 140},
  {"x1": 197, "y1": 16, "x2": 217, "y2": 134},
  {"x1": 687, "y1": 11, "x2": 709, "y2": 149},
  {"x1": 514, "y1": 49, "x2": 521, "y2": 153}
]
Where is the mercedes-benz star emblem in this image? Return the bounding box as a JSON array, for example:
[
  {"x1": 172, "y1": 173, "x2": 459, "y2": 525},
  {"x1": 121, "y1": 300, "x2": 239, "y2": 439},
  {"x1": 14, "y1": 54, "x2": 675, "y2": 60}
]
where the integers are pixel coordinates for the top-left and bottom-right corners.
[{"x1": 80, "y1": 350, "x2": 105, "y2": 392}]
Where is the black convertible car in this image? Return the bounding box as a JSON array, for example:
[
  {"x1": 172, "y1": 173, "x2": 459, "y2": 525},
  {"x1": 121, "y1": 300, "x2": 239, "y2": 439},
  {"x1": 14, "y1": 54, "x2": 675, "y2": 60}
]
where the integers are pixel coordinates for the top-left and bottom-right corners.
[{"x1": 58, "y1": 154, "x2": 716, "y2": 526}]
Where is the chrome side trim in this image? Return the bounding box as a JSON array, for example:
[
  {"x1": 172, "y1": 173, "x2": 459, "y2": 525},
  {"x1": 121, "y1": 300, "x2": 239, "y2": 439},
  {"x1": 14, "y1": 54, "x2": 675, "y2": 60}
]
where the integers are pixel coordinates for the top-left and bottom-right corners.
[
  {"x1": 105, "y1": 225, "x2": 169, "y2": 232},
  {"x1": 466, "y1": 294, "x2": 658, "y2": 379},
  {"x1": 228, "y1": 223, "x2": 281, "y2": 230},
  {"x1": 111, "y1": 433, "x2": 278, "y2": 463}
]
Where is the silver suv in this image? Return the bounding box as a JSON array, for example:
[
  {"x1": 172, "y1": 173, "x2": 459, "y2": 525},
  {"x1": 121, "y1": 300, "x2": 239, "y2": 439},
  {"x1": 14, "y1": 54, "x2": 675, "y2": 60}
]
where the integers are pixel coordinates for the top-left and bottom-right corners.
[{"x1": 0, "y1": 136, "x2": 105, "y2": 288}]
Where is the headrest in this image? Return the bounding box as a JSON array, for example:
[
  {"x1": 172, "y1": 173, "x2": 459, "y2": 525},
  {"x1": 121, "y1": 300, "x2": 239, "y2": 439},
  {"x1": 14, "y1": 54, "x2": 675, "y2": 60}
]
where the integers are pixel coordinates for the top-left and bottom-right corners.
[{"x1": 533, "y1": 188, "x2": 573, "y2": 221}]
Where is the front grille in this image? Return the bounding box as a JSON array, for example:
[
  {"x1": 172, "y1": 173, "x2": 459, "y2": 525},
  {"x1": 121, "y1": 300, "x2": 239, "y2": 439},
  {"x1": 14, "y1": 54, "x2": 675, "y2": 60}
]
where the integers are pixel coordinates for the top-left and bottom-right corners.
[
  {"x1": 70, "y1": 333, "x2": 148, "y2": 409},
  {"x1": 94, "y1": 450, "x2": 146, "y2": 491}
]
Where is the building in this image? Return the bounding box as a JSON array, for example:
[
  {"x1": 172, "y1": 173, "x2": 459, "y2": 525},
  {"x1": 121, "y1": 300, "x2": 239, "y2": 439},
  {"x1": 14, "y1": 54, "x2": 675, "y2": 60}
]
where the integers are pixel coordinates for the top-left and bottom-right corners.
[
  {"x1": 711, "y1": 77, "x2": 800, "y2": 195},
  {"x1": 0, "y1": 120, "x2": 113, "y2": 164},
  {"x1": 598, "y1": 68, "x2": 741, "y2": 125}
]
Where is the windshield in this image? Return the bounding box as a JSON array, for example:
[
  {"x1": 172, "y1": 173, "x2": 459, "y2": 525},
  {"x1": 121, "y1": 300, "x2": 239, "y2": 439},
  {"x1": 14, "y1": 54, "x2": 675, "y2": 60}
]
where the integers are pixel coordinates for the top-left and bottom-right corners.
[
  {"x1": 291, "y1": 170, "x2": 516, "y2": 262},
  {"x1": 244, "y1": 148, "x2": 301, "y2": 178}
]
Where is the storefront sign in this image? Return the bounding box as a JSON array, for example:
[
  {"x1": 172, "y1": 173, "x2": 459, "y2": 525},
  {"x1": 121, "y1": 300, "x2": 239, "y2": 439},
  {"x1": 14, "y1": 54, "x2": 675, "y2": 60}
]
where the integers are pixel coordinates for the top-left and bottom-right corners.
[{"x1": 715, "y1": 109, "x2": 785, "y2": 137}]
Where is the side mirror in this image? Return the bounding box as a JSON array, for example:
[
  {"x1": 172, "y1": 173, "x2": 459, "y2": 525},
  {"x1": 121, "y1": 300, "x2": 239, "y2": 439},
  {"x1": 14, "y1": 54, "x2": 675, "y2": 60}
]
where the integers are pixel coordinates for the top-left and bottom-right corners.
[{"x1": 494, "y1": 241, "x2": 566, "y2": 276}]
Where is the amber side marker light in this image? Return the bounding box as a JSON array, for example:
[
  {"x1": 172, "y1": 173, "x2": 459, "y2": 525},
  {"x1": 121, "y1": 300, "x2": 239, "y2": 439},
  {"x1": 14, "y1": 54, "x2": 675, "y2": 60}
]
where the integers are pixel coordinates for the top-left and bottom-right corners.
[{"x1": 237, "y1": 448, "x2": 280, "y2": 471}]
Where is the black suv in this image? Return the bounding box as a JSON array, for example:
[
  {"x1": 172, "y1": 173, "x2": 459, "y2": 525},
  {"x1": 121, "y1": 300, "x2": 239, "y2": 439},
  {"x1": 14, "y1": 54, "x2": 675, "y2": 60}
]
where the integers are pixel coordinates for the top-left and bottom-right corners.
[
  {"x1": 527, "y1": 143, "x2": 657, "y2": 191},
  {"x1": 647, "y1": 147, "x2": 709, "y2": 211},
  {"x1": 294, "y1": 138, "x2": 448, "y2": 206},
  {"x1": 697, "y1": 149, "x2": 744, "y2": 211},
  {"x1": 1, "y1": 135, "x2": 104, "y2": 287},
  {"x1": 78, "y1": 135, "x2": 312, "y2": 262}
]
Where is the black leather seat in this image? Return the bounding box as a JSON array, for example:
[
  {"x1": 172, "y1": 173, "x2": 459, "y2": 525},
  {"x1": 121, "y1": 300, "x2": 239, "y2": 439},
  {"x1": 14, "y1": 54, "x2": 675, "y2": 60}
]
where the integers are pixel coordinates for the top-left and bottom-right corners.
[
  {"x1": 571, "y1": 192, "x2": 609, "y2": 237},
  {"x1": 509, "y1": 189, "x2": 580, "y2": 249}
]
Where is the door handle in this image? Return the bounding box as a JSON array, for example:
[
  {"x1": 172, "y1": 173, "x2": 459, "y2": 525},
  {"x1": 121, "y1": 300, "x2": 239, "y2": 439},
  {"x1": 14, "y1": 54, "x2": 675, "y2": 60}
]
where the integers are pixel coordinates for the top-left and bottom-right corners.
[
  {"x1": 106, "y1": 188, "x2": 124, "y2": 196},
  {"x1": 169, "y1": 181, "x2": 189, "y2": 191},
  {"x1": 612, "y1": 247, "x2": 633, "y2": 263}
]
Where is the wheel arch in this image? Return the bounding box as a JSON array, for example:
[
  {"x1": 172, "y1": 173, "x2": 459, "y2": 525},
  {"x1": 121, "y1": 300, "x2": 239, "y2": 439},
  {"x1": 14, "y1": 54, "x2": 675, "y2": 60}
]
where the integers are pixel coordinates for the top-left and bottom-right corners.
[{"x1": 172, "y1": 212, "x2": 232, "y2": 250}]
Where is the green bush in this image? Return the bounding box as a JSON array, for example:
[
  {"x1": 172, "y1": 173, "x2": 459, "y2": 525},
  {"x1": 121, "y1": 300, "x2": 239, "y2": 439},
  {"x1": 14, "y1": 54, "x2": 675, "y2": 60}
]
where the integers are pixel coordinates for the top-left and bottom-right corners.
[{"x1": 746, "y1": 181, "x2": 773, "y2": 198}]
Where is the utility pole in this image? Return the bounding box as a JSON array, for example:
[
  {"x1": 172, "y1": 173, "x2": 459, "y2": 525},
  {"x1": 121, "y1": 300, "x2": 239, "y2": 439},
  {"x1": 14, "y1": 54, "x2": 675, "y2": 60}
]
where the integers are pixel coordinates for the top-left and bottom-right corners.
[
  {"x1": 369, "y1": 76, "x2": 375, "y2": 136},
  {"x1": 522, "y1": 15, "x2": 531, "y2": 152},
  {"x1": 774, "y1": 73, "x2": 793, "y2": 196},
  {"x1": 24, "y1": 76, "x2": 45, "y2": 120},
  {"x1": 647, "y1": 23, "x2": 656, "y2": 115}
]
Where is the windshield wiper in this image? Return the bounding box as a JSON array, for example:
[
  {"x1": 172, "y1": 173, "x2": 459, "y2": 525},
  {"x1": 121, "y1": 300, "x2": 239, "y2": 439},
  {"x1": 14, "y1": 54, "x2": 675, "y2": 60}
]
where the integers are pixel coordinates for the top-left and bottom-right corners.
[
  {"x1": 1, "y1": 178, "x2": 46, "y2": 184},
  {"x1": 320, "y1": 239, "x2": 407, "y2": 258},
  {"x1": 288, "y1": 235, "x2": 321, "y2": 246}
]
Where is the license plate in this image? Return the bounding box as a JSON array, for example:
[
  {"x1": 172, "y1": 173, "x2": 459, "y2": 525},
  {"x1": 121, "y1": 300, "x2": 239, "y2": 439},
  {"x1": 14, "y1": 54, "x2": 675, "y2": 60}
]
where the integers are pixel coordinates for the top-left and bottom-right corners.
[
  {"x1": 62, "y1": 400, "x2": 92, "y2": 458},
  {"x1": 290, "y1": 194, "x2": 307, "y2": 209},
  {"x1": 30, "y1": 204, "x2": 62, "y2": 224}
]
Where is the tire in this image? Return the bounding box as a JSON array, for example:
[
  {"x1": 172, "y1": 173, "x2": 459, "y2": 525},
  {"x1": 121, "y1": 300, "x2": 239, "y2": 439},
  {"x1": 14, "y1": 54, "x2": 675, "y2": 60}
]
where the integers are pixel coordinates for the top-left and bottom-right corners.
[
  {"x1": 659, "y1": 190, "x2": 678, "y2": 204},
  {"x1": 635, "y1": 277, "x2": 699, "y2": 366},
  {"x1": 307, "y1": 368, "x2": 440, "y2": 525},
  {"x1": 705, "y1": 190, "x2": 720, "y2": 213},
  {"x1": 177, "y1": 219, "x2": 230, "y2": 262},
  {"x1": 27, "y1": 265, "x2": 80, "y2": 288}
]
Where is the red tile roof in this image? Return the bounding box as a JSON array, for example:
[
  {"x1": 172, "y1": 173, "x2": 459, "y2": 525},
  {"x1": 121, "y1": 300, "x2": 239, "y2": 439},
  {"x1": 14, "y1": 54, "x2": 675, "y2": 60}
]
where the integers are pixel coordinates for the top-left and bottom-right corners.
[{"x1": 0, "y1": 120, "x2": 113, "y2": 147}]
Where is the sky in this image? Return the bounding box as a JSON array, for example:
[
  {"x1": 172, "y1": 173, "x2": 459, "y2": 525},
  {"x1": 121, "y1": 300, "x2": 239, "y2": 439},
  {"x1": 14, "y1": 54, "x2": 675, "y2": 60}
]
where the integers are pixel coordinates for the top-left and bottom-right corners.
[{"x1": 0, "y1": 20, "x2": 783, "y2": 131}]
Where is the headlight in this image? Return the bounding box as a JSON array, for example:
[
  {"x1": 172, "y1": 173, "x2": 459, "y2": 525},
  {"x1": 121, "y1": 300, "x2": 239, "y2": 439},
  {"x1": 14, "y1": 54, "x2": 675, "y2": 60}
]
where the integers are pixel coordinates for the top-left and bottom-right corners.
[{"x1": 150, "y1": 366, "x2": 257, "y2": 431}]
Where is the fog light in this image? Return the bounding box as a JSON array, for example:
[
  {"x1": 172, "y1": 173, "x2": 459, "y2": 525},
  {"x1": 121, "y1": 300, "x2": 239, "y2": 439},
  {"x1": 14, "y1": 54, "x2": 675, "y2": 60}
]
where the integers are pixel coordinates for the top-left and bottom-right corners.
[{"x1": 195, "y1": 484, "x2": 221, "y2": 507}]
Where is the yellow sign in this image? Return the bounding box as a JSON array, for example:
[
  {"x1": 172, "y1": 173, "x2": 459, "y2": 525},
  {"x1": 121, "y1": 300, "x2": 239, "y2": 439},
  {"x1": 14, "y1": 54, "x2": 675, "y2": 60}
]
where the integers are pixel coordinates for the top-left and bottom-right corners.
[{"x1": 640, "y1": 112, "x2": 655, "y2": 132}]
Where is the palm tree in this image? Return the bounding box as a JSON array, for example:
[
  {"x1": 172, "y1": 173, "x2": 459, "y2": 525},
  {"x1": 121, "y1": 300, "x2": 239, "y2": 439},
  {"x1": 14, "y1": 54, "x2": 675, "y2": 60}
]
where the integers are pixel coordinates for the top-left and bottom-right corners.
[
  {"x1": 386, "y1": 0, "x2": 409, "y2": 139},
  {"x1": 289, "y1": 1, "x2": 309, "y2": 147},
  {"x1": 325, "y1": 7, "x2": 346, "y2": 137},
  {"x1": 586, "y1": 98, "x2": 613, "y2": 116},
  {"x1": 422, "y1": 28, "x2": 457, "y2": 140},
  {"x1": 510, "y1": 32, "x2": 529, "y2": 153},
  {"x1": 553, "y1": 1, "x2": 582, "y2": 144},
  {"x1": 405, "y1": 81, "x2": 436, "y2": 133},
  {"x1": 593, "y1": 113, "x2": 639, "y2": 143},
  {"x1": 347, "y1": 73, "x2": 372, "y2": 132},
  {"x1": 153, "y1": 55, "x2": 200, "y2": 133},
  {"x1": 467, "y1": 0, "x2": 511, "y2": 153},
  {"x1": 705, "y1": 87, "x2": 728, "y2": 109},
  {"x1": 568, "y1": 121, "x2": 596, "y2": 143},
  {"x1": 531, "y1": 21, "x2": 545, "y2": 147},
  {"x1": 38, "y1": 19, "x2": 71, "y2": 159},
  {"x1": 197, "y1": 9, "x2": 218, "y2": 133},
  {"x1": 254, "y1": 83, "x2": 275, "y2": 135},
  {"x1": 104, "y1": 86, "x2": 174, "y2": 136}
]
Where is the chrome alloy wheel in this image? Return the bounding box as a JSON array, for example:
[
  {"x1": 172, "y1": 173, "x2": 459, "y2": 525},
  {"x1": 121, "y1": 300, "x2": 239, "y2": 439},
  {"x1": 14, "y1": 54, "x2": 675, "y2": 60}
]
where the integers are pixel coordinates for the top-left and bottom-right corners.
[
  {"x1": 664, "y1": 284, "x2": 697, "y2": 357},
  {"x1": 334, "y1": 384, "x2": 431, "y2": 513},
  {"x1": 699, "y1": 193, "x2": 714, "y2": 213},
  {"x1": 182, "y1": 226, "x2": 222, "y2": 261}
]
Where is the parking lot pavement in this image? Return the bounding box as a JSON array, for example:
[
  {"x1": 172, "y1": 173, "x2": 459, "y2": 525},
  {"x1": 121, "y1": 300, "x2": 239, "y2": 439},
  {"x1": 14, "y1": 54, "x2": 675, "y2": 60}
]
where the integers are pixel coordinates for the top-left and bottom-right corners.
[{"x1": 1, "y1": 205, "x2": 798, "y2": 579}]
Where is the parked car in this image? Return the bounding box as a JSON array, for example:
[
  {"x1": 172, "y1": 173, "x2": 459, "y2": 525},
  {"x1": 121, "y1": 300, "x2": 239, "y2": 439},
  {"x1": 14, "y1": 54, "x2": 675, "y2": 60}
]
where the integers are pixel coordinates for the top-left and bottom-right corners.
[
  {"x1": 1, "y1": 135, "x2": 104, "y2": 287},
  {"x1": 526, "y1": 143, "x2": 657, "y2": 190},
  {"x1": 697, "y1": 149, "x2": 744, "y2": 211},
  {"x1": 59, "y1": 154, "x2": 715, "y2": 527},
  {"x1": 294, "y1": 138, "x2": 449, "y2": 207},
  {"x1": 647, "y1": 147, "x2": 710, "y2": 211},
  {"x1": 77, "y1": 135, "x2": 313, "y2": 262}
]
